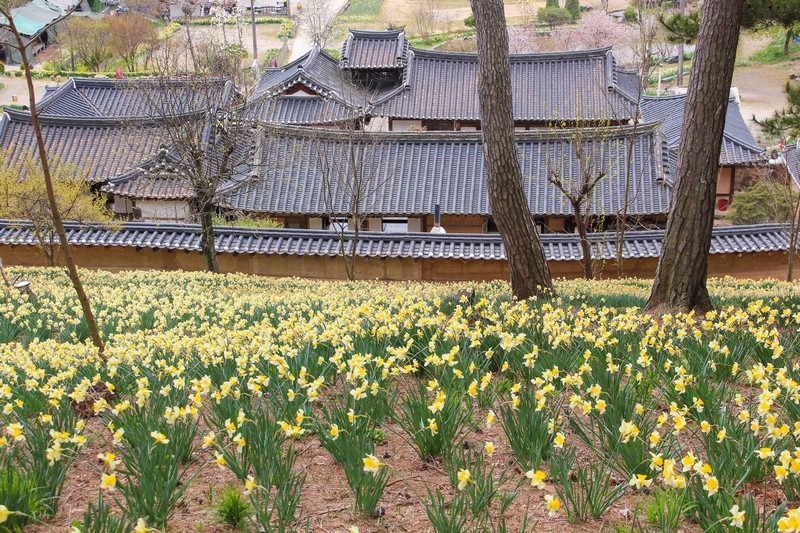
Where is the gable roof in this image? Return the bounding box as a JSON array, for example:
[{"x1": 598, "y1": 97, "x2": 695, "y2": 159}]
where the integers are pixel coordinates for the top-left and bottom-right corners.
[
  {"x1": 254, "y1": 47, "x2": 371, "y2": 104},
  {"x1": 641, "y1": 94, "x2": 765, "y2": 165},
  {"x1": 102, "y1": 148, "x2": 194, "y2": 200},
  {"x1": 99, "y1": 80, "x2": 250, "y2": 200},
  {"x1": 371, "y1": 47, "x2": 638, "y2": 122},
  {"x1": 37, "y1": 77, "x2": 230, "y2": 119},
  {"x1": 253, "y1": 37, "x2": 640, "y2": 125},
  {"x1": 249, "y1": 46, "x2": 378, "y2": 124},
  {"x1": 219, "y1": 122, "x2": 671, "y2": 218},
  {"x1": 0, "y1": 109, "x2": 169, "y2": 183},
  {"x1": 245, "y1": 95, "x2": 363, "y2": 125},
  {"x1": 340, "y1": 29, "x2": 409, "y2": 70}
]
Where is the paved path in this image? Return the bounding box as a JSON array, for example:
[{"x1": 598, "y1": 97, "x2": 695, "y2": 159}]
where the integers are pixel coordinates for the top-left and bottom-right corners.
[
  {"x1": 287, "y1": 0, "x2": 350, "y2": 61},
  {"x1": 0, "y1": 68, "x2": 54, "y2": 108}
]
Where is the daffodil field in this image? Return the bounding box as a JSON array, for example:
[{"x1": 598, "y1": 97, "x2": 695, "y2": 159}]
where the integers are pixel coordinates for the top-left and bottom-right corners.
[{"x1": 3, "y1": 269, "x2": 800, "y2": 531}]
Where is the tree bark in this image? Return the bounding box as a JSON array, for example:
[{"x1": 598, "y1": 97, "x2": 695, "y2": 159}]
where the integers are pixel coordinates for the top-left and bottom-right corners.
[
  {"x1": 198, "y1": 206, "x2": 221, "y2": 273},
  {"x1": 470, "y1": 0, "x2": 554, "y2": 300},
  {"x1": 646, "y1": 0, "x2": 744, "y2": 312},
  {"x1": 2, "y1": 10, "x2": 105, "y2": 355},
  {"x1": 573, "y1": 208, "x2": 594, "y2": 279},
  {"x1": 785, "y1": 28, "x2": 794, "y2": 56}
]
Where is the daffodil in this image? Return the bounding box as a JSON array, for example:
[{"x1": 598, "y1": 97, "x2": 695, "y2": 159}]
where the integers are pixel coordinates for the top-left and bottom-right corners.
[
  {"x1": 729, "y1": 504, "x2": 745, "y2": 528},
  {"x1": 363, "y1": 454, "x2": 384, "y2": 474},
  {"x1": 629, "y1": 474, "x2": 652, "y2": 490},
  {"x1": 545, "y1": 494, "x2": 560, "y2": 517},
  {"x1": 100, "y1": 473, "x2": 117, "y2": 491},
  {"x1": 704, "y1": 476, "x2": 719, "y2": 496},
  {"x1": 244, "y1": 475, "x2": 257, "y2": 495},
  {"x1": 457, "y1": 469, "x2": 472, "y2": 490},
  {"x1": 150, "y1": 431, "x2": 169, "y2": 445},
  {"x1": 526, "y1": 469, "x2": 547, "y2": 489}
]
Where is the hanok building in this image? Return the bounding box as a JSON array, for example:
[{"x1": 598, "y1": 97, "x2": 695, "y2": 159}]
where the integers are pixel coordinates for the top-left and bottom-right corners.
[
  {"x1": 251, "y1": 29, "x2": 640, "y2": 131},
  {"x1": 0, "y1": 0, "x2": 79, "y2": 63},
  {"x1": 0, "y1": 77, "x2": 236, "y2": 221},
  {"x1": 218, "y1": 122, "x2": 672, "y2": 233},
  {"x1": 641, "y1": 93, "x2": 766, "y2": 215},
  {"x1": 0, "y1": 107, "x2": 169, "y2": 208},
  {"x1": 0, "y1": 30, "x2": 766, "y2": 236}
]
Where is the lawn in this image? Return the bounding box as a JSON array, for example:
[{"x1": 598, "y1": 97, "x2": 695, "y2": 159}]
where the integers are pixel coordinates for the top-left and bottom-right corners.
[
  {"x1": 3, "y1": 269, "x2": 800, "y2": 531},
  {"x1": 743, "y1": 27, "x2": 800, "y2": 66}
]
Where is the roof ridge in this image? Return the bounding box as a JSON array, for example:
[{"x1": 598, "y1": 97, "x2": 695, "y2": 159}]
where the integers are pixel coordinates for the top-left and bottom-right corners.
[
  {"x1": 3, "y1": 106, "x2": 204, "y2": 126},
  {"x1": 257, "y1": 120, "x2": 661, "y2": 143},
  {"x1": 410, "y1": 45, "x2": 613, "y2": 62},
  {"x1": 348, "y1": 29, "x2": 404, "y2": 38},
  {"x1": 0, "y1": 218, "x2": 787, "y2": 243},
  {"x1": 0, "y1": 113, "x2": 9, "y2": 144}
]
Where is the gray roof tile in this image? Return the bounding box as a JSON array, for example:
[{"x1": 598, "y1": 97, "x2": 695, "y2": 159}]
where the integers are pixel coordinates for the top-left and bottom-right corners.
[
  {"x1": 0, "y1": 220, "x2": 790, "y2": 261},
  {"x1": 220, "y1": 122, "x2": 671, "y2": 217},
  {"x1": 784, "y1": 145, "x2": 800, "y2": 187},
  {"x1": 373, "y1": 47, "x2": 637, "y2": 122},
  {"x1": 0, "y1": 109, "x2": 169, "y2": 183},
  {"x1": 641, "y1": 94, "x2": 764, "y2": 165},
  {"x1": 37, "y1": 78, "x2": 230, "y2": 118},
  {"x1": 340, "y1": 29, "x2": 409, "y2": 70}
]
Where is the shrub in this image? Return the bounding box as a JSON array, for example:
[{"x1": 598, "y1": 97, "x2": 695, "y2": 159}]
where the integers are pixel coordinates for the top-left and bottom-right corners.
[
  {"x1": 538, "y1": 6, "x2": 572, "y2": 28},
  {"x1": 623, "y1": 6, "x2": 638, "y2": 24},
  {"x1": 464, "y1": 14, "x2": 475, "y2": 27},
  {"x1": 213, "y1": 215, "x2": 283, "y2": 229},
  {"x1": 729, "y1": 181, "x2": 798, "y2": 225},
  {"x1": 565, "y1": 0, "x2": 580, "y2": 20}
]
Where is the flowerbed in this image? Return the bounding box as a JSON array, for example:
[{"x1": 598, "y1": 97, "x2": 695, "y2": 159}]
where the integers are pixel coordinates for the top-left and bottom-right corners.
[{"x1": 1, "y1": 270, "x2": 800, "y2": 531}]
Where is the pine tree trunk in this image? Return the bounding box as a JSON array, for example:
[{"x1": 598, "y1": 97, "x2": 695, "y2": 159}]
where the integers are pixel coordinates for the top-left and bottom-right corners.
[
  {"x1": 470, "y1": 0, "x2": 554, "y2": 300},
  {"x1": 646, "y1": 0, "x2": 744, "y2": 313}
]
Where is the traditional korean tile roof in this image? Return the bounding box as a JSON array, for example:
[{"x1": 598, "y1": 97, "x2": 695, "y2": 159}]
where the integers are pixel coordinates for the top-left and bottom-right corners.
[
  {"x1": 219, "y1": 122, "x2": 671, "y2": 217},
  {"x1": 245, "y1": 95, "x2": 361, "y2": 125},
  {"x1": 784, "y1": 145, "x2": 800, "y2": 188},
  {"x1": 102, "y1": 148, "x2": 193, "y2": 200},
  {"x1": 340, "y1": 29, "x2": 409, "y2": 70},
  {"x1": 254, "y1": 47, "x2": 371, "y2": 104},
  {"x1": 371, "y1": 47, "x2": 638, "y2": 122},
  {"x1": 0, "y1": 109, "x2": 169, "y2": 183},
  {"x1": 249, "y1": 47, "x2": 378, "y2": 124},
  {"x1": 0, "y1": 220, "x2": 791, "y2": 262},
  {"x1": 641, "y1": 94, "x2": 765, "y2": 166},
  {"x1": 36, "y1": 78, "x2": 230, "y2": 119}
]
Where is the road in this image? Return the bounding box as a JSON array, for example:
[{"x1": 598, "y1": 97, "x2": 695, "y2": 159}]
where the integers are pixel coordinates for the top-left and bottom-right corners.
[{"x1": 287, "y1": 0, "x2": 350, "y2": 61}]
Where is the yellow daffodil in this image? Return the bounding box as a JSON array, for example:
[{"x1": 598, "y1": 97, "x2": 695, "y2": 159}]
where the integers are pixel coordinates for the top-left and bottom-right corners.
[{"x1": 526, "y1": 469, "x2": 547, "y2": 489}]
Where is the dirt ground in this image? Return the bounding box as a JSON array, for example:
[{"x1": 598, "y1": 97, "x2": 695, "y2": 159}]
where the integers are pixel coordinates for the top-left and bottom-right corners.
[
  {"x1": 733, "y1": 31, "x2": 800, "y2": 144},
  {"x1": 179, "y1": 22, "x2": 286, "y2": 60},
  {"x1": 23, "y1": 408, "x2": 674, "y2": 533}
]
